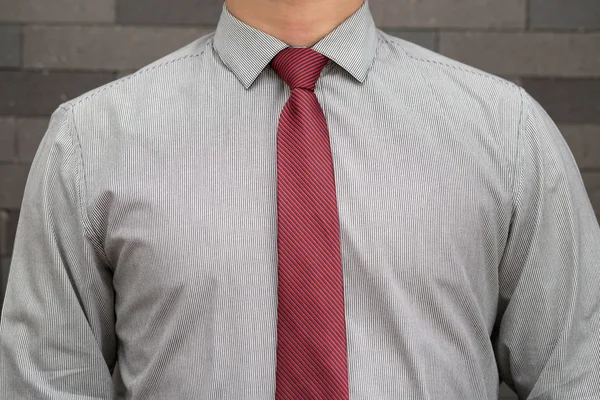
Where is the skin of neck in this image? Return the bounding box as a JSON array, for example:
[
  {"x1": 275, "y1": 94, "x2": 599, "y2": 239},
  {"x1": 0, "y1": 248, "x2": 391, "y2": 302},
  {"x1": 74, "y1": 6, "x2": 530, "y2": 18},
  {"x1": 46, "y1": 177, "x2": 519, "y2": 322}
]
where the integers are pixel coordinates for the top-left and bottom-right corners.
[{"x1": 224, "y1": 0, "x2": 365, "y2": 47}]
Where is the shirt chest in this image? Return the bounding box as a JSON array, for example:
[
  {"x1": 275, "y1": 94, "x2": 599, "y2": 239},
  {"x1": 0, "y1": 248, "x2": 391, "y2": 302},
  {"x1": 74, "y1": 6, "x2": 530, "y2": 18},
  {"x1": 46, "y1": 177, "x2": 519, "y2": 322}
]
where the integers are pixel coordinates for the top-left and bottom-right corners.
[{"x1": 93, "y1": 109, "x2": 511, "y2": 319}]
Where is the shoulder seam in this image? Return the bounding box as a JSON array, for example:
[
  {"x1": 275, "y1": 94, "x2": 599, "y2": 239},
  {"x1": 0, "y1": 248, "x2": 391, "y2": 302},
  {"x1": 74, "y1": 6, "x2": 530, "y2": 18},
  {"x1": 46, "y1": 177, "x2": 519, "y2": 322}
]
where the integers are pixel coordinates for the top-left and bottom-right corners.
[
  {"x1": 58, "y1": 103, "x2": 114, "y2": 269},
  {"x1": 69, "y1": 44, "x2": 209, "y2": 109},
  {"x1": 512, "y1": 87, "x2": 529, "y2": 209},
  {"x1": 379, "y1": 34, "x2": 515, "y2": 88}
]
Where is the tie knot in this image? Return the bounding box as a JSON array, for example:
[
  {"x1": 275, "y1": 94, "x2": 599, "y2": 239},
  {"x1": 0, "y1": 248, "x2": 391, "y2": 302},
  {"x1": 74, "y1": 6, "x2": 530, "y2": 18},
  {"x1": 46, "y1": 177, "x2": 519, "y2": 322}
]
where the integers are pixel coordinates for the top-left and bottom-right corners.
[{"x1": 271, "y1": 47, "x2": 329, "y2": 91}]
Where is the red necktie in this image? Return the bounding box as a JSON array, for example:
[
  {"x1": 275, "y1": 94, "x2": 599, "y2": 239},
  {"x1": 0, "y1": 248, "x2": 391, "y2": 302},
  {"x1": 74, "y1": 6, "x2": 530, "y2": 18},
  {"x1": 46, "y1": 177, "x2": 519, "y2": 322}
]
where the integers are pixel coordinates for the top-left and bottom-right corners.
[{"x1": 271, "y1": 47, "x2": 350, "y2": 399}]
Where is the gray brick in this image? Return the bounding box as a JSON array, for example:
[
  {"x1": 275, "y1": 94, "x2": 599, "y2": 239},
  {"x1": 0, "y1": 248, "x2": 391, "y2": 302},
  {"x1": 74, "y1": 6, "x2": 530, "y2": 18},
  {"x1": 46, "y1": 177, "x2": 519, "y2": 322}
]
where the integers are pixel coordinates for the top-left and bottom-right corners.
[
  {"x1": 24, "y1": 26, "x2": 213, "y2": 71},
  {"x1": 499, "y1": 383, "x2": 517, "y2": 399},
  {"x1": 0, "y1": 0, "x2": 115, "y2": 23},
  {"x1": 530, "y1": 0, "x2": 600, "y2": 30},
  {"x1": 0, "y1": 209, "x2": 19, "y2": 255},
  {"x1": 0, "y1": 71, "x2": 115, "y2": 117},
  {"x1": 117, "y1": 0, "x2": 223, "y2": 25},
  {"x1": 381, "y1": 30, "x2": 437, "y2": 51},
  {"x1": 523, "y1": 78, "x2": 600, "y2": 124},
  {"x1": 0, "y1": 165, "x2": 30, "y2": 208},
  {"x1": 559, "y1": 125, "x2": 600, "y2": 169},
  {"x1": 1, "y1": 117, "x2": 48, "y2": 163},
  {"x1": 439, "y1": 32, "x2": 600, "y2": 77},
  {"x1": 14, "y1": 117, "x2": 50, "y2": 163},
  {"x1": 582, "y1": 172, "x2": 600, "y2": 221},
  {"x1": 369, "y1": 0, "x2": 526, "y2": 29},
  {"x1": 0, "y1": 25, "x2": 20, "y2": 68},
  {"x1": 0, "y1": 118, "x2": 17, "y2": 163}
]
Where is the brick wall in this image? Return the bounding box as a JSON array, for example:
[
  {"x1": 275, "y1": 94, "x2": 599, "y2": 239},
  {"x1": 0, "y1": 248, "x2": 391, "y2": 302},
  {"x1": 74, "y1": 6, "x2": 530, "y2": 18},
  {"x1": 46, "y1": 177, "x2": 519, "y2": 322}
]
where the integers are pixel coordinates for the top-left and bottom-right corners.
[{"x1": 0, "y1": 1, "x2": 599, "y2": 398}]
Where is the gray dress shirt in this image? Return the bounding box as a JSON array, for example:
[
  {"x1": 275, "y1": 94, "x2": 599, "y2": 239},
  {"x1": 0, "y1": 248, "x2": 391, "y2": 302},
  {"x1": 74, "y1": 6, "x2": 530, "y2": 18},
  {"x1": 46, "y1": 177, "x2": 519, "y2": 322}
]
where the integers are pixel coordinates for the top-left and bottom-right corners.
[{"x1": 1, "y1": 1, "x2": 599, "y2": 399}]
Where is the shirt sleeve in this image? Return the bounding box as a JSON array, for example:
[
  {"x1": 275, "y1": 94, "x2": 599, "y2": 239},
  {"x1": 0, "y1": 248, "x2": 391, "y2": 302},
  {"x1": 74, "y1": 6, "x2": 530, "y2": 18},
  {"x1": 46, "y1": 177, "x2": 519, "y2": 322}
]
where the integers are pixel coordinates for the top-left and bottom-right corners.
[
  {"x1": 494, "y1": 88, "x2": 600, "y2": 399},
  {"x1": 0, "y1": 105, "x2": 116, "y2": 399}
]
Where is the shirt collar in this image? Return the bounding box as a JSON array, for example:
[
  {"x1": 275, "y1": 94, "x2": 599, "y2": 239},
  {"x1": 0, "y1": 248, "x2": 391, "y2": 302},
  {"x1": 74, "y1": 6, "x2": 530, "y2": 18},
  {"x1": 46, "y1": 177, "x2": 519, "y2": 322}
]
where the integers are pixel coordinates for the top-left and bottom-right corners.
[{"x1": 212, "y1": 0, "x2": 378, "y2": 89}]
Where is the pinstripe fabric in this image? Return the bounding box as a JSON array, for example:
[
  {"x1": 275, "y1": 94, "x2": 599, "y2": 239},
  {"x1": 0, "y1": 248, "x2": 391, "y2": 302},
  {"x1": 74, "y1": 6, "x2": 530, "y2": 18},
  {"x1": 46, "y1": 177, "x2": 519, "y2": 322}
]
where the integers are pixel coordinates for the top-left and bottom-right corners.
[
  {"x1": 272, "y1": 48, "x2": 349, "y2": 399},
  {"x1": 1, "y1": 0, "x2": 599, "y2": 399}
]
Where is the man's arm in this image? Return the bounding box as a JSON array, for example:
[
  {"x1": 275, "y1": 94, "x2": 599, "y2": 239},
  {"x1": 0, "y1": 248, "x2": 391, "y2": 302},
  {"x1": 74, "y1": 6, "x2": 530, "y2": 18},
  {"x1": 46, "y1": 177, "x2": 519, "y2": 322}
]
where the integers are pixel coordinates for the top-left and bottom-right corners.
[
  {"x1": 494, "y1": 89, "x2": 600, "y2": 399},
  {"x1": 0, "y1": 105, "x2": 116, "y2": 399}
]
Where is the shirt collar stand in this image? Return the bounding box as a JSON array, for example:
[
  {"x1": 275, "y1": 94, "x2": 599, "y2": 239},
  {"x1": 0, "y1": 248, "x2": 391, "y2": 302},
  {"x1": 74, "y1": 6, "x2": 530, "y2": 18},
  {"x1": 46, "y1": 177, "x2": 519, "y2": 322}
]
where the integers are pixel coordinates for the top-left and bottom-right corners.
[{"x1": 212, "y1": 0, "x2": 378, "y2": 90}]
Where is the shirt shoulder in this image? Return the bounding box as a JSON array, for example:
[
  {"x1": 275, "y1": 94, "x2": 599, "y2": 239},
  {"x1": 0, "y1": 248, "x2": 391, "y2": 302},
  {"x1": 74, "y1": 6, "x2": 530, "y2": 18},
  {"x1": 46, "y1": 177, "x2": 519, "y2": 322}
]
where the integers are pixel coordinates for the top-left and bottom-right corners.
[
  {"x1": 376, "y1": 30, "x2": 526, "y2": 144},
  {"x1": 376, "y1": 30, "x2": 524, "y2": 113},
  {"x1": 61, "y1": 32, "x2": 216, "y2": 113},
  {"x1": 377, "y1": 30, "x2": 518, "y2": 91}
]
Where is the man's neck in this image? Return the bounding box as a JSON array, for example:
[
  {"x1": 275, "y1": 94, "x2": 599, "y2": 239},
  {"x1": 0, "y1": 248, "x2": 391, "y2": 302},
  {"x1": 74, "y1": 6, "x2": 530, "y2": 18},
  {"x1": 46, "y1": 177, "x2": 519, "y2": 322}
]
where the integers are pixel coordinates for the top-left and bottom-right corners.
[{"x1": 224, "y1": 0, "x2": 364, "y2": 47}]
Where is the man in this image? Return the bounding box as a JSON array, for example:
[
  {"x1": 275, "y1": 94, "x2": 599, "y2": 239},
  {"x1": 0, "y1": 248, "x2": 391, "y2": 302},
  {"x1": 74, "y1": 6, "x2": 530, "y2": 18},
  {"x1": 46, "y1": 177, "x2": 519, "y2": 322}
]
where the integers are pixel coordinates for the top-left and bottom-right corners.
[{"x1": 1, "y1": 0, "x2": 599, "y2": 398}]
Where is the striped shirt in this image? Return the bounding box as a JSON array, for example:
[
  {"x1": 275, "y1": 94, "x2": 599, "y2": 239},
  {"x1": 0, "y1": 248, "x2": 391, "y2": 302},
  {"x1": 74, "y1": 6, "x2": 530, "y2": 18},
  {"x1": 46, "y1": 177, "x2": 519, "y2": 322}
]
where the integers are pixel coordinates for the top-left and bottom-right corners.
[{"x1": 1, "y1": 0, "x2": 599, "y2": 398}]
